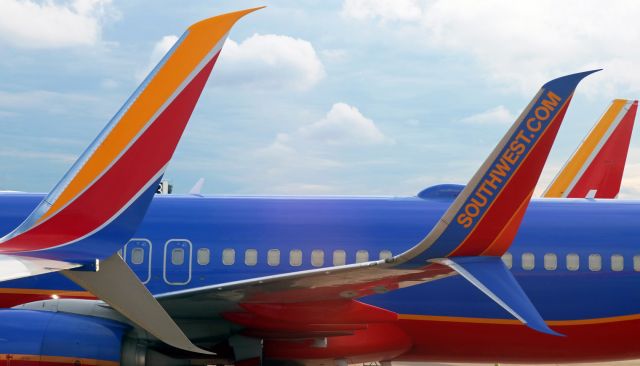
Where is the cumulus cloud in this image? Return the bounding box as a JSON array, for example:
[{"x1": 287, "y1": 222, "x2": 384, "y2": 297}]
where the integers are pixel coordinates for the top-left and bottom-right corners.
[
  {"x1": 218, "y1": 33, "x2": 325, "y2": 91},
  {"x1": 0, "y1": 0, "x2": 117, "y2": 49},
  {"x1": 136, "y1": 33, "x2": 325, "y2": 91},
  {"x1": 342, "y1": 0, "x2": 640, "y2": 96},
  {"x1": 248, "y1": 103, "x2": 391, "y2": 194},
  {"x1": 459, "y1": 105, "x2": 516, "y2": 125},
  {"x1": 341, "y1": 0, "x2": 423, "y2": 22},
  {"x1": 296, "y1": 103, "x2": 392, "y2": 145}
]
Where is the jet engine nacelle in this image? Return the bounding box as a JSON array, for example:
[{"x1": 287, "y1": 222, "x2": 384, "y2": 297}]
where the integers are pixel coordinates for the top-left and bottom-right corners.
[{"x1": 0, "y1": 309, "x2": 128, "y2": 364}]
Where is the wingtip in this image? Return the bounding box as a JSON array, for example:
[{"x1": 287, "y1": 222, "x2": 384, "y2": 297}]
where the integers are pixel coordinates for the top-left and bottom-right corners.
[
  {"x1": 529, "y1": 322, "x2": 565, "y2": 337},
  {"x1": 542, "y1": 69, "x2": 601, "y2": 95},
  {"x1": 189, "y1": 6, "x2": 265, "y2": 31}
]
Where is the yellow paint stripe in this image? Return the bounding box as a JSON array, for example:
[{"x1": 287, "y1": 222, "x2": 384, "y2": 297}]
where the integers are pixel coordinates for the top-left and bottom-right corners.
[
  {"x1": 544, "y1": 99, "x2": 628, "y2": 198},
  {"x1": 0, "y1": 354, "x2": 118, "y2": 366},
  {"x1": 37, "y1": 8, "x2": 261, "y2": 223},
  {"x1": 399, "y1": 312, "x2": 640, "y2": 326},
  {"x1": 0, "y1": 288, "x2": 93, "y2": 297}
]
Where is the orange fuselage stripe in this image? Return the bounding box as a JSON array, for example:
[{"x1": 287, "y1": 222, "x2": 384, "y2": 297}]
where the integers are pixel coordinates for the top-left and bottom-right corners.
[
  {"x1": 399, "y1": 312, "x2": 640, "y2": 326},
  {"x1": 0, "y1": 354, "x2": 118, "y2": 366}
]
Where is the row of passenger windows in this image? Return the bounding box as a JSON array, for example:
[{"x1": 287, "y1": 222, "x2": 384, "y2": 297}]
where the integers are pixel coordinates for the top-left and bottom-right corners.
[
  {"x1": 130, "y1": 244, "x2": 640, "y2": 272},
  {"x1": 153, "y1": 248, "x2": 394, "y2": 267},
  {"x1": 502, "y1": 252, "x2": 638, "y2": 272}
]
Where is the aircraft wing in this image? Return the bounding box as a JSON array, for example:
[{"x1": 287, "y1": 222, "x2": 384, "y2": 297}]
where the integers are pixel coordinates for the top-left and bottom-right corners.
[
  {"x1": 157, "y1": 71, "x2": 597, "y2": 337},
  {"x1": 544, "y1": 99, "x2": 638, "y2": 198}
]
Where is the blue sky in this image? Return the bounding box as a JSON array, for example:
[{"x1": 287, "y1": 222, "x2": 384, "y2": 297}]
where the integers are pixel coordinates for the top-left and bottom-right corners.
[{"x1": 2, "y1": 0, "x2": 640, "y2": 197}]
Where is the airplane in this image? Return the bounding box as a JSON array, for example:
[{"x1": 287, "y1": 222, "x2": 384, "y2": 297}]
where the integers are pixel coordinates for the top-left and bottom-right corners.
[
  {"x1": 1, "y1": 7, "x2": 640, "y2": 366},
  {"x1": 543, "y1": 99, "x2": 638, "y2": 198},
  {"x1": 418, "y1": 98, "x2": 639, "y2": 202}
]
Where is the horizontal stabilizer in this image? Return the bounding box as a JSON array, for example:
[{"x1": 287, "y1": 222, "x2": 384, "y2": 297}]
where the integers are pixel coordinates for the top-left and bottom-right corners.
[{"x1": 432, "y1": 257, "x2": 561, "y2": 336}]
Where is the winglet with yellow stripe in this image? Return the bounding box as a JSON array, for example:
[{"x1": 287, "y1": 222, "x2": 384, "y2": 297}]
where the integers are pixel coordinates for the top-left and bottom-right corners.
[
  {"x1": 544, "y1": 99, "x2": 638, "y2": 198},
  {"x1": 0, "y1": 8, "x2": 261, "y2": 264}
]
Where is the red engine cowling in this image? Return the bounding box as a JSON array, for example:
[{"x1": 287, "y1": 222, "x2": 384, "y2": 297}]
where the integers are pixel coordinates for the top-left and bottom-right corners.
[{"x1": 264, "y1": 323, "x2": 412, "y2": 364}]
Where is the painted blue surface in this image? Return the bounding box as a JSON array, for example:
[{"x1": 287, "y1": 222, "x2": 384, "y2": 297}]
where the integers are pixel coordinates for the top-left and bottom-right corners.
[
  {"x1": 1, "y1": 192, "x2": 640, "y2": 322},
  {"x1": 446, "y1": 256, "x2": 561, "y2": 335},
  {"x1": 0, "y1": 309, "x2": 127, "y2": 361}
]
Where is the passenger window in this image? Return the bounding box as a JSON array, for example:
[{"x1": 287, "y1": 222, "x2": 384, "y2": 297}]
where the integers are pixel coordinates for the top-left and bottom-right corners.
[
  {"x1": 245, "y1": 249, "x2": 258, "y2": 266},
  {"x1": 197, "y1": 248, "x2": 210, "y2": 265},
  {"x1": 379, "y1": 250, "x2": 392, "y2": 260},
  {"x1": 171, "y1": 248, "x2": 185, "y2": 266},
  {"x1": 543, "y1": 253, "x2": 556, "y2": 270},
  {"x1": 522, "y1": 252, "x2": 535, "y2": 270},
  {"x1": 131, "y1": 247, "x2": 144, "y2": 265},
  {"x1": 634, "y1": 255, "x2": 640, "y2": 272},
  {"x1": 502, "y1": 253, "x2": 512, "y2": 269},
  {"x1": 333, "y1": 250, "x2": 346, "y2": 266},
  {"x1": 589, "y1": 254, "x2": 601, "y2": 271},
  {"x1": 268, "y1": 249, "x2": 280, "y2": 266},
  {"x1": 356, "y1": 250, "x2": 369, "y2": 263},
  {"x1": 222, "y1": 248, "x2": 235, "y2": 265},
  {"x1": 611, "y1": 254, "x2": 624, "y2": 272},
  {"x1": 311, "y1": 249, "x2": 324, "y2": 267},
  {"x1": 290, "y1": 249, "x2": 302, "y2": 267},
  {"x1": 566, "y1": 253, "x2": 579, "y2": 271}
]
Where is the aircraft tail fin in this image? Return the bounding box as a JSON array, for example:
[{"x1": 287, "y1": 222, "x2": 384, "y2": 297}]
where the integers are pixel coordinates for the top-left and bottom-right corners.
[
  {"x1": 0, "y1": 8, "x2": 261, "y2": 263},
  {"x1": 544, "y1": 99, "x2": 638, "y2": 198}
]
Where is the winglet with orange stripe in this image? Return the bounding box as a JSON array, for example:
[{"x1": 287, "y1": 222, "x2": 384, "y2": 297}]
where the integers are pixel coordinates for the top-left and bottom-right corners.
[
  {"x1": 544, "y1": 99, "x2": 638, "y2": 199},
  {"x1": 390, "y1": 71, "x2": 598, "y2": 335},
  {"x1": 395, "y1": 70, "x2": 598, "y2": 265},
  {"x1": 0, "y1": 8, "x2": 262, "y2": 262}
]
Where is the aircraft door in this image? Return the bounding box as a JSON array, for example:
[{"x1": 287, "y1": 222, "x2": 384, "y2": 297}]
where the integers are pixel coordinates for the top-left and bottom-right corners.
[
  {"x1": 124, "y1": 239, "x2": 152, "y2": 284},
  {"x1": 163, "y1": 239, "x2": 192, "y2": 285}
]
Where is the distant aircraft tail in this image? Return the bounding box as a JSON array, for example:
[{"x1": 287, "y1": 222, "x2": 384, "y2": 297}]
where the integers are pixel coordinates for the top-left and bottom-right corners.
[
  {"x1": 0, "y1": 8, "x2": 260, "y2": 264},
  {"x1": 543, "y1": 99, "x2": 638, "y2": 198}
]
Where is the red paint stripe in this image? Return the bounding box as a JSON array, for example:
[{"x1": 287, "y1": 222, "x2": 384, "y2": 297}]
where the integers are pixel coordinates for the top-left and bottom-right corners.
[
  {"x1": 0, "y1": 54, "x2": 218, "y2": 252},
  {"x1": 567, "y1": 101, "x2": 637, "y2": 198},
  {"x1": 450, "y1": 98, "x2": 571, "y2": 257},
  {"x1": 395, "y1": 316, "x2": 640, "y2": 363}
]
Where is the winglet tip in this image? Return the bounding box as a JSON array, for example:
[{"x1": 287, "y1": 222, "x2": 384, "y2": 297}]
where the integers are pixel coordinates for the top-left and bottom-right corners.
[
  {"x1": 543, "y1": 69, "x2": 601, "y2": 94},
  {"x1": 527, "y1": 321, "x2": 565, "y2": 337},
  {"x1": 189, "y1": 6, "x2": 265, "y2": 32}
]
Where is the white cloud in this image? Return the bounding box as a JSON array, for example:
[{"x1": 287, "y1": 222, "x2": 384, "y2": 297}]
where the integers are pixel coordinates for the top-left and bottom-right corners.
[
  {"x1": 0, "y1": 0, "x2": 117, "y2": 49},
  {"x1": 460, "y1": 105, "x2": 515, "y2": 125},
  {"x1": 135, "y1": 33, "x2": 325, "y2": 91},
  {"x1": 136, "y1": 35, "x2": 178, "y2": 81},
  {"x1": 341, "y1": 0, "x2": 423, "y2": 22},
  {"x1": 246, "y1": 103, "x2": 391, "y2": 194},
  {"x1": 297, "y1": 102, "x2": 392, "y2": 145},
  {"x1": 217, "y1": 33, "x2": 325, "y2": 91},
  {"x1": 342, "y1": 0, "x2": 640, "y2": 96}
]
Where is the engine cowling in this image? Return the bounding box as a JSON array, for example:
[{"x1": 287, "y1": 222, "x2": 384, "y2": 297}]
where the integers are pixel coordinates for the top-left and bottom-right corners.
[{"x1": 0, "y1": 309, "x2": 128, "y2": 365}]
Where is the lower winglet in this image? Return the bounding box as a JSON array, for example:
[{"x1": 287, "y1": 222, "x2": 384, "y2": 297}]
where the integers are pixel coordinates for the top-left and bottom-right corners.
[{"x1": 432, "y1": 257, "x2": 562, "y2": 336}]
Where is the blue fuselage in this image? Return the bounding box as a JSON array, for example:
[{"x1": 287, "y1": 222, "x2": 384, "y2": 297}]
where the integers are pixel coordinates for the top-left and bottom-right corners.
[{"x1": 1, "y1": 192, "x2": 640, "y2": 322}]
